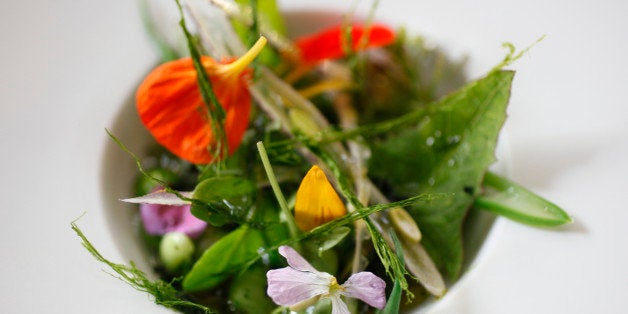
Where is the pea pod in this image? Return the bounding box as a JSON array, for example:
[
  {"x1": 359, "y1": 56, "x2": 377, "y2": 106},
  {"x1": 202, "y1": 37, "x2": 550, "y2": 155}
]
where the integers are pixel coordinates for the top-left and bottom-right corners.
[{"x1": 475, "y1": 171, "x2": 571, "y2": 226}]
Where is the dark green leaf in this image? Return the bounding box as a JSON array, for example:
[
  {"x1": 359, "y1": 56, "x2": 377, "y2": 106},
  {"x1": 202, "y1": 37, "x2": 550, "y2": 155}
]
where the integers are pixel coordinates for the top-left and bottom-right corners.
[
  {"x1": 183, "y1": 225, "x2": 265, "y2": 292},
  {"x1": 302, "y1": 247, "x2": 339, "y2": 276},
  {"x1": 229, "y1": 263, "x2": 276, "y2": 313},
  {"x1": 305, "y1": 226, "x2": 350, "y2": 256},
  {"x1": 191, "y1": 176, "x2": 256, "y2": 226},
  {"x1": 261, "y1": 222, "x2": 290, "y2": 266},
  {"x1": 378, "y1": 279, "x2": 402, "y2": 314},
  {"x1": 476, "y1": 171, "x2": 571, "y2": 226},
  {"x1": 369, "y1": 70, "x2": 515, "y2": 279},
  {"x1": 255, "y1": 191, "x2": 291, "y2": 266}
]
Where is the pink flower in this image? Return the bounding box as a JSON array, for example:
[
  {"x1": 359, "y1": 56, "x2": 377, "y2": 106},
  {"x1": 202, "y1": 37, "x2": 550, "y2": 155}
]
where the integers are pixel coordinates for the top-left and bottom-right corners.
[
  {"x1": 122, "y1": 189, "x2": 207, "y2": 239},
  {"x1": 267, "y1": 246, "x2": 386, "y2": 313}
]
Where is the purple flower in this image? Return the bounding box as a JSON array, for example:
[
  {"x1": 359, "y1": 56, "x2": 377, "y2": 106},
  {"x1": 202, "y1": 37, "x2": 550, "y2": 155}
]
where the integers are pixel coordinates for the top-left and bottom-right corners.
[
  {"x1": 267, "y1": 246, "x2": 386, "y2": 313},
  {"x1": 122, "y1": 189, "x2": 206, "y2": 239}
]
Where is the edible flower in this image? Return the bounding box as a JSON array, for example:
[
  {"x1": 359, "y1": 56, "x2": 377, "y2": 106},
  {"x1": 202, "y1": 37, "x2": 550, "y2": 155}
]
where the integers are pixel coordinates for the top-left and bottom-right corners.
[
  {"x1": 295, "y1": 24, "x2": 396, "y2": 64},
  {"x1": 267, "y1": 245, "x2": 386, "y2": 313},
  {"x1": 294, "y1": 165, "x2": 347, "y2": 231},
  {"x1": 123, "y1": 188, "x2": 206, "y2": 238},
  {"x1": 136, "y1": 37, "x2": 267, "y2": 164},
  {"x1": 139, "y1": 201, "x2": 206, "y2": 239}
]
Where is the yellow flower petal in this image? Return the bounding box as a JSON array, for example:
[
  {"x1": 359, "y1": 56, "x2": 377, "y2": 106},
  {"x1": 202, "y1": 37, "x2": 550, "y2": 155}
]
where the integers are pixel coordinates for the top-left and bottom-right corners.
[{"x1": 295, "y1": 165, "x2": 347, "y2": 231}]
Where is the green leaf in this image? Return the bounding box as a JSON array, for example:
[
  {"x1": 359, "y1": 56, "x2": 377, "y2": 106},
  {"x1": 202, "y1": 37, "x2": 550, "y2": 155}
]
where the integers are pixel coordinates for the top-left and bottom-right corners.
[
  {"x1": 378, "y1": 279, "x2": 402, "y2": 314},
  {"x1": 369, "y1": 70, "x2": 515, "y2": 279},
  {"x1": 182, "y1": 225, "x2": 265, "y2": 292},
  {"x1": 261, "y1": 222, "x2": 290, "y2": 266},
  {"x1": 191, "y1": 176, "x2": 256, "y2": 226},
  {"x1": 253, "y1": 192, "x2": 291, "y2": 266},
  {"x1": 475, "y1": 171, "x2": 572, "y2": 226},
  {"x1": 302, "y1": 247, "x2": 339, "y2": 276},
  {"x1": 305, "y1": 226, "x2": 350, "y2": 256},
  {"x1": 229, "y1": 263, "x2": 276, "y2": 313}
]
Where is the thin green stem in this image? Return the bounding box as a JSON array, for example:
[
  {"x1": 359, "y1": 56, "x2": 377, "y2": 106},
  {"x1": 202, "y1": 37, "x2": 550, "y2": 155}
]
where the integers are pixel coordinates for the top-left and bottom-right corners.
[{"x1": 256, "y1": 141, "x2": 300, "y2": 239}]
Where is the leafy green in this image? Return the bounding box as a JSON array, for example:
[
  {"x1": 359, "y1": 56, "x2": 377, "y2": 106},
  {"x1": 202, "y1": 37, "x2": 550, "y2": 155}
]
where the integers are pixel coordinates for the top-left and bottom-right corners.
[
  {"x1": 379, "y1": 279, "x2": 402, "y2": 314},
  {"x1": 475, "y1": 171, "x2": 572, "y2": 226},
  {"x1": 369, "y1": 70, "x2": 515, "y2": 279},
  {"x1": 304, "y1": 226, "x2": 350, "y2": 256},
  {"x1": 229, "y1": 263, "x2": 276, "y2": 313},
  {"x1": 191, "y1": 176, "x2": 256, "y2": 226},
  {"x1": 183, "y1": 225, "x2": 265, "y2": 292},
  {"x1": 252, "y1": 189, "x2": 292, "y2": 266}
]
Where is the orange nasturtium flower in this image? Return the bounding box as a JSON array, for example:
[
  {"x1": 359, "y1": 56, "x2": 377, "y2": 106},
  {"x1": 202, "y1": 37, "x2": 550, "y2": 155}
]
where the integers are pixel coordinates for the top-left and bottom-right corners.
[
  {"x1": 136, "y1": 37, "x2": 267, "y2": 164},
  {"x1": 294, "y1": 165, "x2": 347, "y2": 231},
  {"x1": 294, "y1": 24, "x2": 396, "y2": 64}
]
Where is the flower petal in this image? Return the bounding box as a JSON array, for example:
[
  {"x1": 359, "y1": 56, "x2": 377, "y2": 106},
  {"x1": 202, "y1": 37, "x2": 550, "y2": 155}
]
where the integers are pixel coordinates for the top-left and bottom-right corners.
[
  {"x1": 295, "y1": 24, "x2": 396, "y2": 64},
  {"x1": 266, "y1": 266, "x2": 331, "y2": 306},
  {"x1": 136, "y1": 56, "x2": 251, "y2": 164},
  {"x1": 121, "y1": 189, "x2": 192, "y2": 206},
  {"x1": 340, "y1": 272, "x2": 387, "y2": 309},
  {"x1": 137, "y1": 192, "x2": 207, "y2": 239},
  {"x1": 294, "y1": 165, "x2": 347, "y2": 231},
  {"x1": 329, "y1": 295, "x2": 350, "y2": 314},
  {"x1": 278, "y1": 245, "x2": 321, "y2": 273}
]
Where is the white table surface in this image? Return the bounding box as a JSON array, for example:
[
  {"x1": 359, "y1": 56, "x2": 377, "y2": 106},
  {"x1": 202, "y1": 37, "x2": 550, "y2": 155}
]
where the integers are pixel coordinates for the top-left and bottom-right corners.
[{"x1": 2, "y1": 0, "x2": 627, "y2": 313}]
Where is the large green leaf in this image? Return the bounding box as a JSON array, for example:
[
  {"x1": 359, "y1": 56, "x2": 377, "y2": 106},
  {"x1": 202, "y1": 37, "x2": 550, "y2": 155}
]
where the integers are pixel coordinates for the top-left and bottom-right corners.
[
  {"x1": 369, "y1": 70, "x2": 515, "y2": 279},
  {"x1": 182, "y1": 225, "x2": 265, "y2": 292}
]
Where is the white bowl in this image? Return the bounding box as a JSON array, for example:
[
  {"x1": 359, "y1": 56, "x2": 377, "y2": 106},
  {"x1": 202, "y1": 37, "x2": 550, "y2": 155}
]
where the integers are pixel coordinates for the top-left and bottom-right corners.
[{"x1": 99, "y1": 8, "x2": 509, "y2": 312}]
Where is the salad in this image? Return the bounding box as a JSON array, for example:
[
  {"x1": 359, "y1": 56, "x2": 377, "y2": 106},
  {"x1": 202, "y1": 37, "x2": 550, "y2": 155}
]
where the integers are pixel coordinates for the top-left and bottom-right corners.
[{"x1": 74, "y1": 0, "x2": 571, "y2": 313}]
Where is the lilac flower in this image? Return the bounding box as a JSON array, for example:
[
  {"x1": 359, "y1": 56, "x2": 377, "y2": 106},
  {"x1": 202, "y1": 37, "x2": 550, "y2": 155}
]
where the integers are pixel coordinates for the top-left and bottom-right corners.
[
  {"x1": 267, "y1": 246, "x2": 386, "y2": 313},
  {"x1": 122, "y1": 189, "x2": 206, "y2": 239}
]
